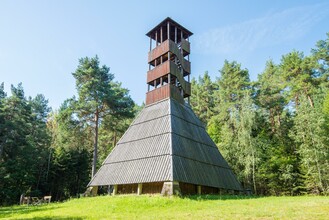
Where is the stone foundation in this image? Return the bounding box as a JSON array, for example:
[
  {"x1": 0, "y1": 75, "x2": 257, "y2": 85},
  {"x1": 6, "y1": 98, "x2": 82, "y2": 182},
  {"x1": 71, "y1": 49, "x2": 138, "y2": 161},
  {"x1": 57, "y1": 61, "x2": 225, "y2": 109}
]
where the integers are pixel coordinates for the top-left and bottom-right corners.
[
  {"x1": 161, "y1": 181, "x2": 181, "y2": 196},
  {"x1": 98, "y1": 182, "x2": 241, "y2": 196}
]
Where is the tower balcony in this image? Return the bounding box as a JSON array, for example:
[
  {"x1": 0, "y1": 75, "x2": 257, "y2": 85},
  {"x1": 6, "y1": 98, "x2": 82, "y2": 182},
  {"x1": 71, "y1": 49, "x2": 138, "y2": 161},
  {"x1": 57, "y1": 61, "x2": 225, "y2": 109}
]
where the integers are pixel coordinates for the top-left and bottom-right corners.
[
  {"x1": 148, "y1": 39, "x2": 190, "y2": 74},
  {"x1": 147, "y1": 61, "x2": 191, "y2": 97},
  {"x1": 146, "y1": 83, "x2": 185, "y2": 105}
]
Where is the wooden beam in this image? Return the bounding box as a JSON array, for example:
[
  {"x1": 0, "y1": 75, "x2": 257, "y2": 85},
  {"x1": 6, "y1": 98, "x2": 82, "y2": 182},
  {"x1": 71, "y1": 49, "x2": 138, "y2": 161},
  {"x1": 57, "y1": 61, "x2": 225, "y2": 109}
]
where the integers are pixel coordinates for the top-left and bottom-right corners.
[
  {"x1": 167, "y1": 21, "x2": 170, "y2": 41},
  {"x1": 160, "y1": 26, "x2": 163, "y2": 43},
  {"x1": 155, "y1": 31, "x2": 158, "y2": 46},
  {"x1": 149, "y1": 37, "x2": 152, "y2": 51},
  {"x1": 175, "y1": 27, "x2": 177, "y2": 43}
]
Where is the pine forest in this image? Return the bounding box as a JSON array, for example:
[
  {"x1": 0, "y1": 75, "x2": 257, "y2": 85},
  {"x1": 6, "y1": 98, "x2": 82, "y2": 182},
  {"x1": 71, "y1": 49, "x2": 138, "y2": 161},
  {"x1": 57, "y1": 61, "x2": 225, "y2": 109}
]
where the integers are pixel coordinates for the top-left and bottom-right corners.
[{"x1": 1, "y1": 33, "x2": 328, "y2": 205}]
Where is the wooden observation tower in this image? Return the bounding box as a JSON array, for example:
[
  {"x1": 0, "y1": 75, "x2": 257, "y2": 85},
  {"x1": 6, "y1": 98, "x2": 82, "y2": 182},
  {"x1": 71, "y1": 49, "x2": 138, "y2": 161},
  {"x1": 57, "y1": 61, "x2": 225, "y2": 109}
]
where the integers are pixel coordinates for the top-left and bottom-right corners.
[
  {"x1": 146, "y1": 17, "x2": 192, "y2": 105},
  {"x1": 88, "y1": 18, "x2": 241, "y2": 196}
]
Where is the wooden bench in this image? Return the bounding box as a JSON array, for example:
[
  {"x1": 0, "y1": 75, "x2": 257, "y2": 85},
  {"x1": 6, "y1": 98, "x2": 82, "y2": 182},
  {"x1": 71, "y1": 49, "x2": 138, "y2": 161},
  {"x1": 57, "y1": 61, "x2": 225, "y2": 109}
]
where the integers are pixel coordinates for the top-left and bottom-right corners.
[
  {"x1": 20, "y1": 195, "x2": 52, "y2": 205},
  {"x1": 20, "y1": 196, "x2": 30, "y2": 205},
  {"x1": 43, "y1": 196, "x2": 52, "y2": 204}
]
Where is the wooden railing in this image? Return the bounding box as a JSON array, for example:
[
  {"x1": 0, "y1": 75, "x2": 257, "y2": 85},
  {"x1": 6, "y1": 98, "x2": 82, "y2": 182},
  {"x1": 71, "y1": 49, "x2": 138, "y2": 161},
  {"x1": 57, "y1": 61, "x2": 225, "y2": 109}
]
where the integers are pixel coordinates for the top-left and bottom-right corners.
[
  {"x1": 146, "y1": 84, "x2": 184, "y2": 105},
  {"x1": 147, "y1": 61, "x2": 191, "y2": 97},
  {"x1": 148, "y1": 39, "x2": 191, "y2": 74}
]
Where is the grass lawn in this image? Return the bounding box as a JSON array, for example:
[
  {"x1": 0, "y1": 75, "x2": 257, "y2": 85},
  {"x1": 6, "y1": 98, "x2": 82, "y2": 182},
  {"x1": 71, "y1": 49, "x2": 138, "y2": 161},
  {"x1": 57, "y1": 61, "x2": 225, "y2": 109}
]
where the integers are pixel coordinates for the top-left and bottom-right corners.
[{"x1": 1, "y1": 195, "x2": 328, "y2": 219}]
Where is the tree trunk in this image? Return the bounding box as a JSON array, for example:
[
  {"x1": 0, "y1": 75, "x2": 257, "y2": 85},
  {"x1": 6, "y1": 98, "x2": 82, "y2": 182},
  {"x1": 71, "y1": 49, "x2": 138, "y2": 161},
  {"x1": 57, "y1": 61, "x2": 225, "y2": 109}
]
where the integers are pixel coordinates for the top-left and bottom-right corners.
[
  {"x1": 269, "y1": 108, "x2": 275, "y2": 133},
  {"x1": 277, "y1": 107, "x2": 281, "y2": 127},
  {"x1": 45, "y1": 149, "x2": 52, "y2": 181},
  {"x1": 92, "y1": 111, "x2": 99, "y2": 177},
  {"x1": 307, "y1": 95, "x2": 314, "y2": 108},
  {"x1": 295, "y1": 96, "x2": 299, "y2": 112},
  {"x1": 0, "y1": 143, "x2": 3, "y2": 160},
  {"x1": 311, "y1": 137, "x2": 324, "y2": 193},
  {"x1": 113, "y1": 131, "x2": 117, "y2": 147},
  {"x1": 252, "y1": 150, "x2": 257, "y2": 194}
]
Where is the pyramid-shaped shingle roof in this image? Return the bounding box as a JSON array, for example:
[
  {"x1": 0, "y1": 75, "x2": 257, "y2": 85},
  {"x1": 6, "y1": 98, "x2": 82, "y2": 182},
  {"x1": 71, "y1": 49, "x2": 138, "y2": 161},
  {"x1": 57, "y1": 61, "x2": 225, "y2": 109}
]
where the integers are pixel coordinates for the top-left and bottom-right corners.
[{"x1": 88, "y1": 98, "x2": 241, "y2": 191}]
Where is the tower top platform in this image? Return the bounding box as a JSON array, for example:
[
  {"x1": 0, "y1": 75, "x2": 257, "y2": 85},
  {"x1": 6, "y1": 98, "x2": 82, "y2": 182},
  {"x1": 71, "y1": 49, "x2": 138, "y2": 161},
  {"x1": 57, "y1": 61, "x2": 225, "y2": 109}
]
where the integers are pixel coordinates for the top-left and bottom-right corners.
[{"x1": 146, "y1": 17, "x2": 193, "y2": 41}]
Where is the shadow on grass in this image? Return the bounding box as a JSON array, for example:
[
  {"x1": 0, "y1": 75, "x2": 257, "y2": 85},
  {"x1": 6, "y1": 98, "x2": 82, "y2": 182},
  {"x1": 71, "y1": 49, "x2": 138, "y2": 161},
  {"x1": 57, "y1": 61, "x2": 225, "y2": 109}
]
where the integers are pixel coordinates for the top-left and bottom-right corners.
[
  {"x1": 0, "y1": 205, "x2": 86, "y2": 220},
  {"x1": 183, "y1": 194, "x2": 261, "y2": 201},
  {"x1": 0, "y1": 205, "x2": 58, "y2": 219},
  {"x1": 29, "y1": 217, "x2": 84, "y2": 220}
]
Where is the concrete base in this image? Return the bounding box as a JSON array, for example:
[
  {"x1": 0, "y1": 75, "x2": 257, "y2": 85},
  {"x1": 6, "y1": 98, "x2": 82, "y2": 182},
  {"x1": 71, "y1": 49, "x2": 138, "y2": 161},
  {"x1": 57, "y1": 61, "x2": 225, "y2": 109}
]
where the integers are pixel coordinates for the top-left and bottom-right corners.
[
  {"x1": 137, "y1": 183, "x2": 143, "y2": 195},
  {"x1": 91, "y1": 186, "x2": 98, "y2": 196},
  {"x1": 197, "y1": 185, "x2": 202, "y2": 195},
  {"x1": 112, "y1": 185, "x2": 118, "y2": 196},
  {"x1": 161, "y1": 181, "x2": 181, "y2": 196}
]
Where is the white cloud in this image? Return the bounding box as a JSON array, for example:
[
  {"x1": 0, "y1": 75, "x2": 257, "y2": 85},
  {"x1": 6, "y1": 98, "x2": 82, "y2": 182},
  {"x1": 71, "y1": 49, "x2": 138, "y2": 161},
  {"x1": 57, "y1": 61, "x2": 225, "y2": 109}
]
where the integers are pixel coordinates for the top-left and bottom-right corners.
[{"x1": 194, "y1": 3, "x2": 329, "y2": 55}]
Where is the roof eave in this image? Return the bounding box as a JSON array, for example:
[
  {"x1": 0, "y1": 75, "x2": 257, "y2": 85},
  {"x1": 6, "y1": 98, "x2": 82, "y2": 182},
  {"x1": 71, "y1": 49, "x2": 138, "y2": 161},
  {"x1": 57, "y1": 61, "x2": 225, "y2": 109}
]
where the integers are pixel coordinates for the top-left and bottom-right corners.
[{"x1": 146, "y1": 17, "x2": 193, "y2": 38}]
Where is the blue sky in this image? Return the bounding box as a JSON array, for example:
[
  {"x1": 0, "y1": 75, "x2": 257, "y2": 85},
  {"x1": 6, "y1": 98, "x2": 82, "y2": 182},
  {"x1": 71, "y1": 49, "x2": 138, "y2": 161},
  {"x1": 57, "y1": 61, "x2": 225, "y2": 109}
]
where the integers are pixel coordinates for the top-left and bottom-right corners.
[{"x1": 1, "y1": 0, "x2": 328, "y2": 109}]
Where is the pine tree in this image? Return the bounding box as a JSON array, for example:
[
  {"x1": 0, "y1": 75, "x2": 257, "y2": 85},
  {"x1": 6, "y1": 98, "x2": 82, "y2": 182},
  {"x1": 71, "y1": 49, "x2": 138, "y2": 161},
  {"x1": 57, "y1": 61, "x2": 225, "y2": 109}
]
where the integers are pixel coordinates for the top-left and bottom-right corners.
[
  {"x1": 280, "y1": 51, "x2": 319, "y2": 109},
  {"x1": 255, "y1": 60, "x2": 285, "y2": 134},
  {"x1": 72, "y1": 56, "x2": 134, "y2": 177},
  {"x1": 0, "y1": 82, "x2": 6, "y2": 160},
  {"x1": 290, "y1": 95, "x2": 329, "y2": 194},
  {"x1": 209, "y1": 61, "x2": 258, "y2": 191},
  {"x1": 0, "y1": 84, "x2": 50, "y2": 204},
  {"x1": 312, "y1": 32, "x2": 329, "y2": 88},
  {"x1": 190, "y1": 72, "x2": 216, "y2": 125},
  {"x1": 47, "y1": 99, "x2": 92, "y2": 201}
]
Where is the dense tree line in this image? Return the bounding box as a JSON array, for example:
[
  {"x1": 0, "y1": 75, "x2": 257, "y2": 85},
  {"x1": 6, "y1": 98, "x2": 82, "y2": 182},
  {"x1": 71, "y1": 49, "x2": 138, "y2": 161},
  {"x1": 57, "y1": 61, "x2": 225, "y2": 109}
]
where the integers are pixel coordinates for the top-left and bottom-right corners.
[
  {"x1": 0, "y1": 56, "x2": 136, "y2": 205},
  {"x1": 1, "y1": 34, "x2": 328, "y2": 205},
  {"x1": 191, "y1": 33, "x2": 329, "y2": 195}
]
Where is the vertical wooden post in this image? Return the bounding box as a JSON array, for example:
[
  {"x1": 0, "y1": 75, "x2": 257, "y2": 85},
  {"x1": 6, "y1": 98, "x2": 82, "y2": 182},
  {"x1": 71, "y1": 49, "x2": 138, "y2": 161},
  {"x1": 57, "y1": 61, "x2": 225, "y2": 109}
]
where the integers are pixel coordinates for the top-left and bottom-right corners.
[
  {"x1": 197, "y1": 185, "x2": 202, "y2": 195},
  {"x1": 180, "y1": 31, "x2": 183, "y2": 55},
  {"x1": 137, "y1": 183, "x2": 143, "y2": 195},
  {"x1": 155, "y1": 31, "x2": 158, "y2": 46},
  {"x1": 175, "y1": 27, "x2": 177, "y2": 43},
  {"x1": 149, "y1": 37, "x2": 152, "y2": 51},
  {"x1": 160, "y1": 26, "x2": 163, "y2": 43},
  {"x1": 167, "y1": 21, "x2": 170, "y2": 41},
  {"x1": 113, "y1": 185, "x2": 118, "y2": 196}
]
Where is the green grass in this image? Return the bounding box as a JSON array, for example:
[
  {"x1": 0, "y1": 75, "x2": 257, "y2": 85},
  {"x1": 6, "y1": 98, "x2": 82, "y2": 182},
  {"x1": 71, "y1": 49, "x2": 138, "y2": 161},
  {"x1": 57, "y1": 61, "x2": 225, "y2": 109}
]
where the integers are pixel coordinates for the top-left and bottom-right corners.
[{"x1": 1, "y1": 195, "x2": 328, "y2": 219}]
